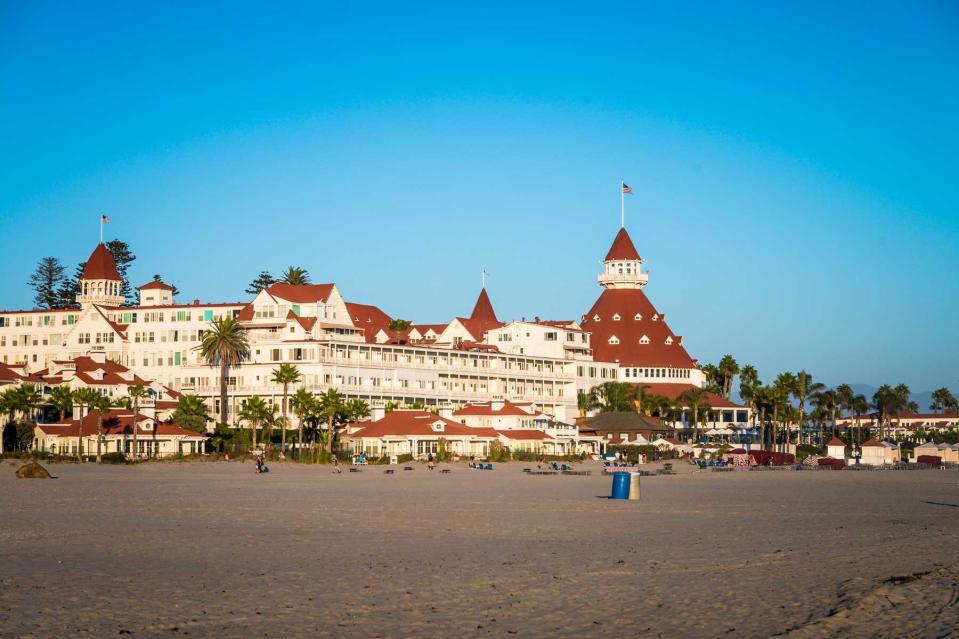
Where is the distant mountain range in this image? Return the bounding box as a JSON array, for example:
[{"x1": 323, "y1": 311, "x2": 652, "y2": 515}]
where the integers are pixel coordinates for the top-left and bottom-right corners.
[{"x1": 730, "y1": 384, "x2": 937, "y2": 411}]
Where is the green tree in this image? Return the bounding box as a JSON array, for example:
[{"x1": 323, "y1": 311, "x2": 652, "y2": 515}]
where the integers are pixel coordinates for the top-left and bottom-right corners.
[
  {"x1": 48, "y1": 385, "x2": 75, "y2": 421},
  {"x1": 678, "y1": 386, "x2": 710, "y2": 443},
  {"x1": 270, "y1": 363, "x2": 301, "y2": 449},
  {"x1": 577, "y1": 389, "x2": 600, "y2": 417},
  {"x1": 344, "y1": 398, "x2": 371, "y2": 423},
  {"x1": 812, "y1": 388, "x2": 837, "y2": 444},
  {"x1": 29, "y1": 257, "x2": 67, "y2": 309},
  {"x1": 384, "y1": 400, "x2": 399, "y2": 414},
  {"x1": 717, "y1": 355, "x2": 739, "y2": 398},
  {"x1": 104, "y1": 239, "x2": 137, "y2": 306},
  {"x1": 173, "y1": 394, "x2": 211, "y2": 434},
  {"x1": 793, "y1": 372, "x2": 825, "y2": 446},
  {"x1": 198, "y1": 317, "x2": 250, "y2": 426},
  {"x1": 239, "y1": 396, "x2": 270, "y2": 451},
  {"x1": 771, "y1": 373, "x2": 795, "y2": 448},
  {"x1": 280, "y1": 266, "x2": 310, "y2": 285},
  {"x1": 291, "y1": 388, "x2": 316, "y2": 454},
  {"x1": 738, "y1": 364, "x2": 760, "y2": 432},
  {"x1": 593, "y1": 382, "x2": 634, "y2": 412},
  {"x1": 387, "y1": 319, "x2": 411, "y2": 331},
  {"x1": 245, "y1": 271, "x2": 276, "y2": 296},
  {"x1": 317, "y1": 389, "x2": 345, "y2": 455},
  {"x1": 699, "y1": 363, "x2": 722, "y2": 394}
]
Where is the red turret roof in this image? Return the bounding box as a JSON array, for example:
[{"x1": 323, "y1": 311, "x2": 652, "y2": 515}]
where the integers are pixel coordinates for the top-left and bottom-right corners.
[
  {"x1": 604, "y1": 227, "x2": 642, "y2": 261},
  {"x1": 80, "y1": 244, "x2": 121, "y2": 281},
  {"x1": 137, "y1": 280, "x2": 173, "y2": 291},
  {"x1": 470, "y1": 288, "x2": 498, "y2": 322},
  {"x1": 581, "y1": 288, "x2": 696, "y2": 368}
]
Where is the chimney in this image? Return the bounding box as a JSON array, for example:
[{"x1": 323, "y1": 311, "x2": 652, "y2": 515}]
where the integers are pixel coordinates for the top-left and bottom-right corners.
[
  {"x1": 492, "y1": 400, "x2": 505, "y2": 411},
  {"x1": 534, "y1": 316, "x2": 540, "y2": 323}
]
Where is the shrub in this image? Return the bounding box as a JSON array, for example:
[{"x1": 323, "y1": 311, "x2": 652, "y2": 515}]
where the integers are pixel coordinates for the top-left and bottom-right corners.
[{"x1": 796, "y1": 444, "x2": 825, "y2": 461}]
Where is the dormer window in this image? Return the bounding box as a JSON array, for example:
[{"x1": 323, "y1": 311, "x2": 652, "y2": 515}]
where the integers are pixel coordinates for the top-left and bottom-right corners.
[
  {"x1": 639, "y1": 335, "x2": 650, "y2": 344},
  {"x1": 431, "y1": 421, "x2": 445, "y2": 432},
  {"x1": 593, "y1": 314, "x2": 601, "y2": 321},
  {"x1": 665, "y1": 336, "x2": 673, "y2": 345},
  {"x1": 608, "y1": 335, "x2": 620, "y2": 345},
  {"x1": 634, "y1": 313, "x2": 642, "y2": 321},
  {"x1": 652, "y1": 314, "x2": 659, "y2": 321},
  {"x1": 612, "y1": 313, "x2": 621, "y2": 321}
]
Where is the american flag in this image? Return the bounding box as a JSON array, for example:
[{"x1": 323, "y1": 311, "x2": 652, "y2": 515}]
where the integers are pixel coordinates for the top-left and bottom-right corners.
[
  {"x1": 622, "y1": 183, "x2": 633, "y2": 194},
  {"x1": 101, "y1": 214, "x2": 110, "y2": 222}
]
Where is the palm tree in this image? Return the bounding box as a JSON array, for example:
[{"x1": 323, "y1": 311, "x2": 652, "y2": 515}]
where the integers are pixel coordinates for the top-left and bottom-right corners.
[
  {"x1": 48, "y1": 385, "x2": 75, "y2": 421},
  {"x1": 930, "y1": 387, "x2": 956, "y2": 414},
  {"x1": 834, "y1": 383, "x2": 855, "y2": 438},
  {"x1": 239, "y1": 395, "x2": 270, "y2": 452},
  {"x1": 811, "y1": 388, "x2": 837, "y2": 445},
  {"x1": 70, "y1": 388, "x2": 91, "y2": 459},
  {"x1": 270, "y1": 363, "x2": 301, "y2": 450},
  {"x1": 290, "y1": 388, "x2": 315, "y2": 457},
  {"x1": 317, "y1": 388, "x2": 345, "y2": 456},
  {"x1": 738, "y1": 365, "x2": 760, "y2": 438},
  {"x1": 173, "y1": 394, "x2": 212, "y2": 433},
  {"x1": 717, "y1": 355, "x2": 739, "y2": 399},
  {"x1": 771, "y1": 373, "x2": 795, "y2": 450},
  {"x1": 678, "y1": 387, "x2": 708, "y2": 443},
  {"x1": 198, "y1": 317, "x2": 250, "y2": 427},
  {"x1": 280, "y1": 266, "x2": 311, "y2": 285},
  {"x1": 88, "y1": 393, "x2": 112, "y2": 464},
  {"x1": 793, "y1": 372, "x2": 825, "y2": 446},
  {"x1": 577, "y1": 389, "x2": 600, "y2": 417},
  {"x1": 344, "y1": 398, "x2": 371, "y2": 423},
  {"x1": 851, "y1": 393, "x2": 869, "y2": 448},
  {"x1": 699, "y1": 363, "x2": 722, "y2": 394},
  {"x1": 384, "y1": 400, "x2": 399, "y2": 414},
  {"x1": 593, "y1": 382, "x2": 633, "y2": 412},
  {"x1": 126, "y1": 383, "x2": 148, "y2": 459}
]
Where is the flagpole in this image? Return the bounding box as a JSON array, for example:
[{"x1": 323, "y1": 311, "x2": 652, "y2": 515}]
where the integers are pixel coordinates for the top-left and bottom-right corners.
[
  {"x1": 619, "y1": 180, "x2": 626, "y2": 228},
  {"x1": 99, "y1": 214, "x2": 103, "y2": 244}
]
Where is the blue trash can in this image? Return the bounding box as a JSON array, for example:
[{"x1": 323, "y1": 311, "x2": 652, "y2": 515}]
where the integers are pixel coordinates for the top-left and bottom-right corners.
[{"x1": 610, "y1": 471, "x2": 631, "y2": 500}]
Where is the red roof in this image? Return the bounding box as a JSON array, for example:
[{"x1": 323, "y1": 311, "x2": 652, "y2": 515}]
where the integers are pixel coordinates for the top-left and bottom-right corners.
[
  {"x1": 345, "y1": 302, "x2": 392, "y2": 342},
  {"x1": 137, "y1": 280, "x2": 174, "y2": 291},
  {"x1": 861, "y1": 439, "x2": 885, "y2": 448},
  {"x1": 264, "y1": 283, "x2": 334, "y2": 304},
  {"x1": 454, "y1": 400, "x2": 537, "y2": 417},
  {"x1": 349, "y1": 411, "x2": 497, "y2": 439},
  {"x1": 42, "y1": 356, "x2": 150, "y2": 387},
  {"x1": 604, "y1": 227, "x2": 642, "y2": 261},
  {"x1": 455, "y1": 317, "x2": 505, "y2": 342},
  {"x1": 826, "y1": 437, "x2": 846, "y2": 447},
  {"x1": 81, "y1": 244, "x2": 121, "y2": 281},
  {"x1": 470, "y1": 288, "x2": 498, "y2": 322},
  {"x1": 38, "y1": 409, "x2": 202, "y2": 438},
  {"x1": 634, "y1": 383, "x2": 743, "y2": 409},
  {"x1": 581, "y1": 288, "x2": 696, "y2": 368},
  {"x1": 495, "y1": 429, "x2": 553, "y2": 441}
]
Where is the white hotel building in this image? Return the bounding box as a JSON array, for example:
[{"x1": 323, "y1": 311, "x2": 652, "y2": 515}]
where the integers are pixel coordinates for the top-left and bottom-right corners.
[{"x1": 1, "y1": 227, "x2": 744, "y2": 429}]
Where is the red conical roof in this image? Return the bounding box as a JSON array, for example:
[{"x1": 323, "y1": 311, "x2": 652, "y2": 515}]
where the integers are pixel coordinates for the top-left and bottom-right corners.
[
  {"x1": 604, "y1": 227, "x2": 641, "y2": 261},
  {"x1": 470, "y1": 288, "x2": 498, "y2": 322},
  {"x1": 80, "y1": 243, "x2": 121, "y2": 281}
]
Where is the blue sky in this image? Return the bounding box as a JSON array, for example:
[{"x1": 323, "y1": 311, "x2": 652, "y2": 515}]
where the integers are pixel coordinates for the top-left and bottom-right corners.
[{"x1": 1, "y1": 1, "x2": 957, "y2": 392}]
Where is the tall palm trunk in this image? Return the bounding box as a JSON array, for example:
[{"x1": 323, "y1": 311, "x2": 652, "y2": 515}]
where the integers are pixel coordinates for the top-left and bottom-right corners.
[
  {"x1": 219, "y1": 362, "x2": 229, "y2": 426},
  {"x1": 326, "y1": 414, "x2": 335, "y2": 456},
  {"x1": 297, "y1": 416, "x2": 304, "y2": 459},
  {"x1": 251, "y1": 419, "x2": 258, "y2": 452},
  {"x1": 132, "y1": 396, "x2": 139, "y2": 460},
  {"x1": 96, "y1": 414, "x2": 103, "y2": 464},
  {"x1": 76, "y1": 404, "x2": 84, "y2": 460},
  {"x1": 281, "y1": 384, "x2": 289, "y2": 449}
]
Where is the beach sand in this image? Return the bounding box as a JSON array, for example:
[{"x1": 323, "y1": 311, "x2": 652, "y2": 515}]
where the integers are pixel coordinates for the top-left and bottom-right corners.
[{"x1": 1, "y1": 460, "x2": 957, "y2": 638}]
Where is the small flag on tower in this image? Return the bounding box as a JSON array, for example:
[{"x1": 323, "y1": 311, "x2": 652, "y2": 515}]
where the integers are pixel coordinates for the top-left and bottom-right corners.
[
  {"x1": 101, "y1": 214, "x2": 110, "y2": 223},
  {"x1": 622, "y1": 183, "x2": 633, "y2": 194}
]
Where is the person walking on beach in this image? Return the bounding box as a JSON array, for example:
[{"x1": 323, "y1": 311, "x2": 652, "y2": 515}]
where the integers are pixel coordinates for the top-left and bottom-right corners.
[
  {"x1": 332, "y1": 456, "x2": 341, "y2": 474},
  {"x1": 427, "y1": 452, "x2": 435, "y2": 471}
]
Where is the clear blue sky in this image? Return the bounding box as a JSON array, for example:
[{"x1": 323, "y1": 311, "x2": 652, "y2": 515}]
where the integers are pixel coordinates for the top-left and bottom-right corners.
[{"x1": 1, "y1": 1, "x2": 957, "y2": 392}]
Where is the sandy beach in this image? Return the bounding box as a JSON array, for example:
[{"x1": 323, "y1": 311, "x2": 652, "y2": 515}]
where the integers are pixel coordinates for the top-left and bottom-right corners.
[{"x1": 1, "y1": 460, "x2": 957, "y2": 639}]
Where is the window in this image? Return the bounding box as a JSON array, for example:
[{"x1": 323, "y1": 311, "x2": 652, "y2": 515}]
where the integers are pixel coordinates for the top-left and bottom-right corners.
[
  {"x1": 544, "y1": 332, "x2": 557, "y2": 342},
  {"x1": 608, "y1": 336, "x2": 620, "y2": 345},
  {"x1": 634, "y1": 313, "x2": 642, "y2": 321},
  {"x1": 612, "y1": 314, "x2": 620, "y2": 321},
  {"x1": 592, "y1": 314, "x2": 600, "y2": 321},
  {"x1": 291, "y1": 304, "x2": 300, "y2": 316},
  {"x1": 665, "y1": 336, "x2": 673, "y2": 345},
  {"x1": 203, "y1": 310, "x2": 214, "y2": 321},
  {"x1": 652, "y1": 314, "x2": 659, "y2": 321}
]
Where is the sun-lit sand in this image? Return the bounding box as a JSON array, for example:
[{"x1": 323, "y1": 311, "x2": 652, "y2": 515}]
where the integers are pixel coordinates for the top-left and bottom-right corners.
[{"x1": 1, "y1": 459, "x2": 957, "y2": 638}]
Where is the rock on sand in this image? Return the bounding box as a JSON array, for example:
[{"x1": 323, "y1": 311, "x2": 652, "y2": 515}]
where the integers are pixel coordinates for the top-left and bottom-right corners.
[{"x1": 15, "y1": 462, "x2": 52, "y2": 479}]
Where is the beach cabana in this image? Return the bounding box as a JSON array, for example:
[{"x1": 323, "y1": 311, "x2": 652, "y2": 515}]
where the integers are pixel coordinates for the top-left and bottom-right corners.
[
  {"x1": 826, "y1": 437, "x2": 847, "y2": 460},
  {"x1": 913, "y1": 442, "x2": 940, "y2": 462}
]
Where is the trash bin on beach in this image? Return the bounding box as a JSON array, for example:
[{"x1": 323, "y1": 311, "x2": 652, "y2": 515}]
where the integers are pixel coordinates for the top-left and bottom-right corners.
[
  {"x1": 628, "y1": 472, "x2": 640, "y2": 500},
  {"x1": 610, "y1": 471, "x2": 630, "y2": 500}
]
